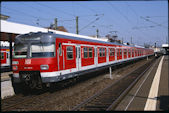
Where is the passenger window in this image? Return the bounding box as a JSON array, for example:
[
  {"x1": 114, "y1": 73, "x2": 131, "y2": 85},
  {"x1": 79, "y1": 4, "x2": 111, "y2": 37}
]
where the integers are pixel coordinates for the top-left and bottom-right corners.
[
  {"x1": 117, "y1": 49, "x2": 119, "y2": 56},
  {"x1": 124, "y1": 49, "x2": 126, "y2": 55},
  {"x1": 110, "y1": 48, "x2": 114, "y2": 56},
  {"x1": 84, "y1": 47, "x2": 88, "y2": 58},
  {"x1": 89, "y1": 47, "x2": 93, "y2": 58},
  {"x1": 67, "y1": 46, "x2": 73, "y2": 60},
  {"x1": 103, "y1": 48, "x2": 105, "y2": 57},
  {"x1": 110, "y1": 48, "x2": 112, "y2": 56},
  {"x1": 112, "y1": 49, "x2": 115, "y2": 56}
]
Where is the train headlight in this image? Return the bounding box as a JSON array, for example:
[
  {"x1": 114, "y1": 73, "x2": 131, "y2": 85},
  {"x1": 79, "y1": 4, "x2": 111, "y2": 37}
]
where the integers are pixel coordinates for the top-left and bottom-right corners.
[
  {"x1": 12, "y1": 61, "x2": 19, "y2": 65},
  {"x1": 40, "y1": 65, "x2": 49, "y2": 70},
  {"x1": 12, "y1": 66, "x2": 18, "y2": 71}
]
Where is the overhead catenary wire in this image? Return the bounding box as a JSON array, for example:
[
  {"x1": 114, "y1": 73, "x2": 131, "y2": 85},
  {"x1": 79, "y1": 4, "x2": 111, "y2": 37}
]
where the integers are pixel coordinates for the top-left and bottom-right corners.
[
  {"x1": 125, "y1": 2, "x2": 139, "y2": 26},
  {"x1": 2, "y1": 6, "x2": 51, "y2": 21},
  {"x1": 79, "y1": 14, "x2": 104, "y2": 33},
  {"x1": 21, "y1": 2, "x2": 57, "y2": 18},
  {"x1": 21, "y1": 2, "x2": 79, "y2": 25},
  {"x1": 36, "y1": 2, "x2": 76, "y2": 17},
  {"x1": 140, "y1": 16, "x2": 168, "y2": 29},
  {"x1": 106, "y1": 1, "x2": 137, "y2": 40},
  {"x1": 107, "y1": 1, "x2": 133, "y2": 25},
  {"x1": 75, "y1": 3, "x2": 98, "y2": 14}
]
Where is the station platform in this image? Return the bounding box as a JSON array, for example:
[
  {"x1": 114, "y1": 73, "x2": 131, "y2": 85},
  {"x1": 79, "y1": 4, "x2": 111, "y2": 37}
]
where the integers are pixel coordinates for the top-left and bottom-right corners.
[
  {"x1": 1, "y1": 72, "x2": 14, "y2": 99},
  {"x1": 115, "y1": 55, "x2": 169, "y2": 111},
  {"x1": 1, "y1": 71, "x2": 12, "y2": 82}
]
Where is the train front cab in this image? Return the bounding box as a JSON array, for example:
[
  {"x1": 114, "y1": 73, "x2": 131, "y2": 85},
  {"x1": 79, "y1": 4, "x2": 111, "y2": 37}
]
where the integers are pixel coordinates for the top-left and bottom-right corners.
[{"x1": 12, "y1": 33, "x2": 57, "y2": 89}]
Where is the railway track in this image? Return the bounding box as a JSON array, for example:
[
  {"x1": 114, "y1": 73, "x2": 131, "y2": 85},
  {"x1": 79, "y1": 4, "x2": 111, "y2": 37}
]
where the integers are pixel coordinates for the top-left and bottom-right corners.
[
  {"x1": 1, "y1": 89, "x2": 49, "y2": 111},
  {"x1": 1, "y1": 77, "x2": 80, "y2": 111},
  {"x1": 72, "y1": 57, "x2": 157, "y2": 111}
]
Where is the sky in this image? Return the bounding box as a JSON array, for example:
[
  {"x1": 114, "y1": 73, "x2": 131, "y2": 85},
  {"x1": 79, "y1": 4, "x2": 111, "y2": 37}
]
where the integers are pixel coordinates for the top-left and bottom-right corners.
[{"x1": 1, "y1": 1, "x2": 168, "y2": 47}]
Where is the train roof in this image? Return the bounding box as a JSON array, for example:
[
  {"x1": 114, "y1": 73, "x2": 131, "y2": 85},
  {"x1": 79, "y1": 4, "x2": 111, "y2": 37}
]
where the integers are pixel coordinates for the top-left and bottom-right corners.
[{"x1": 16, "y1": 31, "x2": 147, "y2": 49}]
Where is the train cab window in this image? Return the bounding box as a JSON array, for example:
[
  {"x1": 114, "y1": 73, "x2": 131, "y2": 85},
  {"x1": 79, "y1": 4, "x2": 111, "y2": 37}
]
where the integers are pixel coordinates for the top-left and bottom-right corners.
[
  {"x1": 14, "y1": 43, "x2": 28, "y2": 58},
  {"x1": 31, "y1": 43, "x2": 55, "y2": 58},
  {"x1": 84, "y1": 47, "x2": 88, "y2": 58},
  {"x1": 67, "y1": 46, "x2": 73, "y2": 60},
  {"x1": 103, "y1": 48, "x2": 105, "y2": 57},
  {"x1": 89, "y1": 47, "x2": 93, "y2": 58},
  {"x1": 1, "y1": 53, "x2": 4, "y2": 59}
]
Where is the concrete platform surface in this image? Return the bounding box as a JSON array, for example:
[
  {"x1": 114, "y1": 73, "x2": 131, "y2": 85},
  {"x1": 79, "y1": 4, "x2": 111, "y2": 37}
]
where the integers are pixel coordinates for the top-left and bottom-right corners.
[
  {"x1": 115, "y1": 55, "x2": 169, "y2": 111},
  {"x1": 1, "y1": 71, "x2": 13, "y2": 82}
]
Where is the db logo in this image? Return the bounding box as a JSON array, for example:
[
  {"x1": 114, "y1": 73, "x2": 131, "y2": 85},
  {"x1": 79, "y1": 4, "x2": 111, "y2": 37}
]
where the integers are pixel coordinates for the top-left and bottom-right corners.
[{"x1": 25, "y1": 59, "x2": 31, "y2": 64}]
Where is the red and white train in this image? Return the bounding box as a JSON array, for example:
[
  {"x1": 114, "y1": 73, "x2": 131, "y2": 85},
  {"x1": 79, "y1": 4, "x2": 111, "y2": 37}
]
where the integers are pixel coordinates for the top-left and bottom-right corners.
[
  {"x1": 12, "y1": 32, "x2": 154, "y2": 89},
  {"x1": 1, "y1": 47, "x2": 10, "y2": 69},
  {"x1": 0, "y1": 41, "x2": 13, "y2": 71}
]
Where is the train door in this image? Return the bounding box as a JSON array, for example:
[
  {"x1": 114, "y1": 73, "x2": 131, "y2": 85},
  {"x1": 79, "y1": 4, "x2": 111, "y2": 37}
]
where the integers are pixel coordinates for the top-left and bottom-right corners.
[
  {"x1": 117, "y1": 48, "x2": 119, "y2": 60},
  {"x1": 94, "y1": 46, "x2": 98, "y2": 66},
  {"x1": 106, "y1": 47, "x2": 109, "y2": 64},
  {"x1": 76, "y1": 45, "x2": 81, "y2": 71},
  {"x1": 132, "y1": 49, "x2": 134, "y2": 57},
  {"x1": 109, "y1": 48, "x2": 115, "y2": 62},
  {"x1": 57, "y1": 42, "x2": 63, "y2": 71},
  {"x1": 135, "y1": 49, "x2": 137, "y2": 57},
  {"x1": 123, "y1": 49, "x2": 127, "y2": 59},
  {"x1": 128, "y1": 49, "x2": 131, "y2": 58},
  {"x1": 6, "y1": 50, "x2": 10, "y2": 66},
  {"x1": 63, "y1": 44, "x2": 76, "y2": 70},
  {"x1": 115, "y1": 48, "x2": 117, "y2": 61},
  {"x1": 119, "y1": 48, "x2": 123, "y2": 60}
]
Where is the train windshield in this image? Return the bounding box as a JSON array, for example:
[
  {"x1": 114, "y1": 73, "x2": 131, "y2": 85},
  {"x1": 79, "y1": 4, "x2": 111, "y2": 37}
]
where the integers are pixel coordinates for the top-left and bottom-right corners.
[
  {"x1": 30, "y1": 43, "x2": 55, "y2": 58},
  {"x1": 14, "y1": 43, "x2": 28, "y2": 58}
]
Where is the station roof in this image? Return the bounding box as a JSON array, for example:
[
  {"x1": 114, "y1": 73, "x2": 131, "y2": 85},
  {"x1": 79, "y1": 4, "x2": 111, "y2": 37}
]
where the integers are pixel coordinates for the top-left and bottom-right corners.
[{"x1": 1, "y1": 20, "x2": 109, "y2": 43}]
